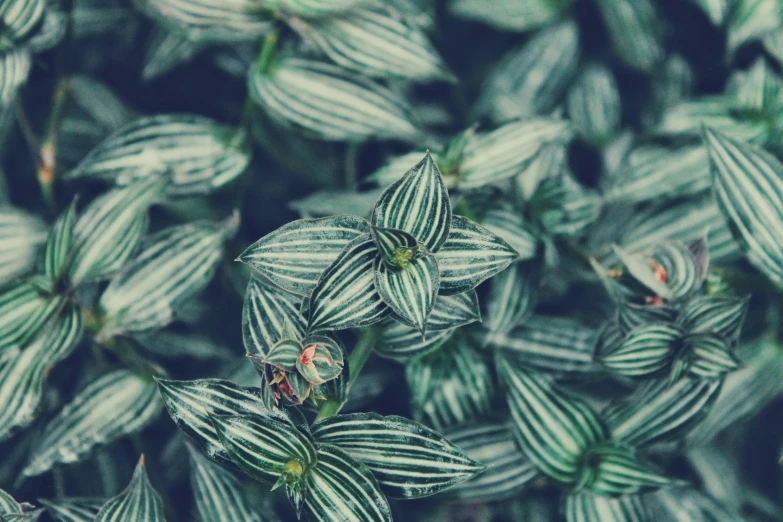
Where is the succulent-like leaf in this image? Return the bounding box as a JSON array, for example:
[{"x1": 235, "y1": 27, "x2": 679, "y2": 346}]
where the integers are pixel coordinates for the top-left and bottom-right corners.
[
  {"x1": 449, "y1": 0, "x2": 570, "y2": 32},
  {"x1": 38, "y1": 498, "x2": 103, "y2": 522},
  {"x1": 0, "y1": 206, "x2": 47, "y2": 286},
  {"x1": 594, "y1": 0, "x2": 662, "y2": 72},
  {"x1": 307, "y1": 234, "x2": 390, "y2": 332},
  {"x1": 435, "y1": 216, "x2": 519, "y2": 295},
  {"x1": 375, "y1": 252, "x2": 439, "y2": 333},
  {"x1": 481, "y1": 209, "x2": 539, "y2": 262},
  {"x1": 290, "y1": 4, "x2": 450, "y2": 81},
  {"x1": 242, "y1": 277, "x2": 306, "y2": 357},
  {"x1": 312, "y1": 413, "x2": 485, "y2": 499},
  {"x1": 374, "y1": 321, "x2": 453, "y2": 362},
  {"x1": 94, "y1": 459, "x2": 167, "y2": 522},
  {"x1": 575, "y1": 443, "x2": 675, "y2": 495},
  {"x1": 23, "y1": 371, "x2": 162, "y2": 477},
  {"x1": 303, "y1": 443, "x2": 392, "y2": 522},
  {"x1": 41, "y1": 199, "x2": 77, "y2": 285},
  {"x1": 564, "y1": 492, "x2": 648, "y2": 522},
  {"x1": 265, "y1": 338, "x2": 303, "y2": 372},
  {"x1": 567, "y1": 64, "x2": 621, "y2": 146},
  {"x1": 484, "y1": 264, "x2": 535, "y2": 338},
  {"x1": 705, "y1": 127, "x2": 783, "y2": 285},
  {"x1": 211, "y1": 414, "x2": 317, "y2": 485},
  {"x1": 496, "y1": 353, "x2": 608, "y2": 483},
  {"x1": 442, "y1": 422, "x2": 538, "y2": 502},
  {"x1": 371, "y1": 152, "x2": 452, "y2": 253},
  {"x1": 600, "y1": 323, "x2": 682, "y2": 378},
  {"x1": 99, "y1": 218, "x2": 233, "y2": 337},
  {"x1": 370, "y1": 226, "x2": 419, "y2": 268},
  {"x1": 239, "y1": 215, "x2": 369, "y2": 297},
  {"x1": 0, "y1": 282, "x2": 63, "y2": 355},
  {"x1": 157, "y1": 378, "x2": 269, "y2": 466},
  {"x1": 69, "y1": 176, "x2": 167, "y2": 285},
  {"x1": 248, "y1": 58, "x2": 422, "y2": 142},
  {"x1": 296, "y1": 335, "x2": 344, "y2": 385}
]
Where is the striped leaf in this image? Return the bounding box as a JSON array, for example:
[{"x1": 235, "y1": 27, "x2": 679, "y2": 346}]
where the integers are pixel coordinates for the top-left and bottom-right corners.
[
  {"x1": 575, "y1": 443, "x2": 675, "y2": 495},
  {"x1": 307, "y1": 234, "x2": 390, "y2": 332},
  {"x1": 484, "y1": 264, "x2": 535, "y2": 338},
  {"x1": 490, "y1": 316, "x2": 599, "y2": 375},
  {"x1": 643, "y1": 55, "x2": 695, "y2": 128},
  {"x1": 496, "y1": 353, "x2": 608, "y2": 483},
  {"x1": 607, "y1": 377, "x2": 723, "y2": 447},
  {"x1": 304, "y1": 443, "x2": 391, "y2": 522},
  {"x1": 594, "y1": 0, "x2": 662, "y2": 72},
  {"x1": 67, "y1": 115, "x2": 250, "y2": 197},
  {"x1": 141, "y1": 29, "x2": 205, "y2": 81},
  {"x1": 0, "y1": 282, "x2": 62, "y2": 355},
  {"x1": 460, "y1": 118, "x2": 573, "y2": 189},
  {"x1": 136, "y1": 0, "x2": 272, "y2": 42},
  {"x1": 0, "y1": 206, "x2": 47, "y2": 286},
  {"x1": 265, "y1": 338, "x2": 303, "y2": 372},
  {"x1": 22, "y1": 370, "x2": 163, "y2": 478},
  {"x1": 727, "y1": 0, "x2": 783, "y2": 56},
  {"x1": 243, "y1": 277, "x2": 306, "y2": 357},
  {"x1": 290, "y1": 4, "x2": 450, "y2": 81},
  {"x1": 567, "y1": 63, "x2": 621, "y2": 146},
  {"x1": 98, "y1": 218, "x2": 234, "y2": 337},
  {"x1": 375, "y1": 252, "x2": 439, "y2": 334},
  {"x1": 41, "y1": 199, "x2": 76, "y2": 285},
  {"x1": 0, "y1": 48, "x2": 31, "y2": 104},
  {"x1": 685, "y1": 334, "x2": 739, "y2": 379},
  {"x1": 211, "y1": 414, "x2": 317, "y2": 485},
  {"x1": 617, "y1": 303, "x2": 678, "y2": 337},
  {"x1": 648, "y1": 487, "x2": 744, "y2": 522},
  {"x1": 239, "y1": 215, "x2": 369, "y2": 297},
  {"x1": 406, "y1": 337, "x2": 494, "y2": 431},
  {"x1": 564, "y1": 492, "x2": 647, "y2": 522},
  {"x1": 435, "y1": 216, "x2": 519, "y2": 295},
  {"x1": 27, "y1": 2, "x2": 67, "y2": 53},
  {"x1": 375, "y1": 321, "x2": 453, "y2": 362},
  {"x1": 678, "y1": 297, "x2": 749, "y2": 342},
  {"x1": 248, "y1": 57, "x2": 422, "y2": 142},
  {"x1": 477, "y1": 22, "x2": 579, "y2": 122},
  {"x1": 421, "y1": 290, "x2": 480, "y2": 331},
  {"x1": 94, "y1": 459, "x2": 166, "y2": 522},
  {"x1": 0, "y1": 306, "x2": 83, "y2": 441},
  {"x1": 371, "y1": 152, "x2": 451, "y2": 253},
  {"x1": 312, "y1": 413, "x2": 484, "y2": 499},
  {"x1": 481, "y1": 209, "x2": 539, "y2": 261},
  {"x1": 688, "y1": 0, "x2": 729, "y2": 24},
  {"x1": 764, "y1": 28, "x2": 783, "y2": 68},
  {"x1": 727, "y1": 57, "x2": 783, "y2": 115},
  {"x1": 188, "y1": 445, "x2": 264, "y2": 522},
  {"x1": 534, "y1": 175, "x2": 602, "y2": 237},
  {"x1": 449, "y1": 0, "x2": 571, "y2": 32},
  {"x1": 370, "y1": 227, "x2": 419, "y2": 268},
  {"x1": 38, "y1": 498, "x2": 104, "y2": 522},
  {"x1": 0, "y1": 489, "x2": 21, "y2": 514},
  {"x1": 0, "y1": 0, "x2": 45, "y2": 46},
  {"x1": 367, "y1": 150, "x2": 432, "y2": 187},
  {"x1": 600, "y1": 323, "x2": 682, "y2": 378},
  {"x1": 656, "y1": 98, "x2": 770, "y2": 142},
  {"x1": 442, "y1": 422, "x2": 538, "y2": 502},
  {"x1": 272, "y1": 0, "x2": 366, "y2": 17},
  {"x1": 296, "y1": 335, "x2": 345, "y2": 385},
  {"x1": 515, "y1": 142, "x2": 568, "y2": 202},
  {"x1": 68, "y1": 176, "x2": 167, "y2": 285},
  {"x1": 157, "y1": 378, "x2": 269, "y2": 466},
  {"x1": 704, "y1": 127, "x2": 783, "y2": 285}
]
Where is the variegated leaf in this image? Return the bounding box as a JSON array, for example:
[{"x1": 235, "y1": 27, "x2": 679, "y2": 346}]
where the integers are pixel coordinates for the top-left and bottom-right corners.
[
  {"x1": 243, "y1": 277, "x2": 306, "y2": 357},
  {"x1": 685, "y1": 334, "x2": 739, "y2": 379},
  {"x1": 211, "y1": 414, "x2": 317, "y2": 485},
  {"x1": 98, "y1": 218, "x2": 234, "y2": 338},
  {"x1": 0, "y1": 282, "x2": 63, "y2": 355},
  {"x1": 643, "y1": 55, "x2": 694, "y2": 128},
  {"x1": 727, "y1": 0, "x2": 783, "y2": 56},
  {"x1": 442, "y1": 422, "x2": 538, "y2": 502},
  {"x1": 0, "y1": 489, "x2": 21, "y2": 514},
  {"x1": 94, "y1": 459, "x2": 166, "y2": 522},
  {"x1": 371, "y1": 152, "x2": 451, "y2": 253},
  {"x1": 367, "y1": 150, "x2": 433, "y2": 187},
  {"x1": 594, "y1": 0, "x2": 662, "y2": 72},
  {"x1": 705, "y1": 127, "x2": 783, "y2": 285},
  {"x1": 312, "y1": 413, "x2": 485, "y2": 499},
  {"x1": 764, "y1": 28, "x2": 783, "y2": 68},
  {"x1": 290, "y1": 4, "x2": 450, "y2": 81},
  {"x1": 0, "y1": 48, "x2": 31, "y2": 104},
  {"x1": 0, "y1": 206, "x2": 47, "y2": 286},
  {"x1": 271, "y1": 0, "x2": 366, "y2": 17},
  {"x1": 677, "y1": 296, "x2": 749, "y2": 341},
  {"x1": 141, "y1": 27, "x2": 205, "y2": 81},
  {"x1": 27, "y1": 1, "x2": 67, "y2": 53},
  {"x1": 370, "y1": 227, "x2": 418, "y2": 268},
  {"x1": 484, "y1": 264, "x2": 535, "y2": 338},
  {"x1": 481, "y1": 209, "x2": 539, "y2": 262},
  {"x1": 374, "y1": 321, "x2": 453, "y2": 362},
  {"x1": 567, "y1": 63, "x2": 621, "y2": 146},
  {"x1": 449, "y1": 0, "x2": 571, "y2": 32},
  {"x1": 304, "y1": 443, "x2": 392, "y2": 522},
  {"x1": 435, "y1": 216, "x2": 519, "y2": 295},
  {"x1": 688, "y1": 0, "x2": 729, "y2": 25},
  {"x1": 727, "y1": 57, "x2": 783, "y2": 115},
  {"x1": 375, "y1": 252, "x2": 439, "y2": 333},
  {"x1": 307, "y1": 234, "x2": 390, "y2": 332},
  {"x1": 534, "y1": 175, "x2": 602, "y2": 237},
  {"x1": 575, "y1": 443, "x2": 675, "y2": 495},
  {"x1": 648, "y1": 487, "x2": 744, "y2": 522},
  {"x1": 41, "y1": 199, "x2": 77, "y2": 285},
  {"x1": 0, "y1": 0, "x2": 45, "y2": 46},
  {"x1": 157, "y1": 378, "x2": 269, "y2": 466},
  {"x1": 422, "y1": 290, "x2": 480, "y2": 331},
  {"x1": 68, "y1": 176, "x2": 167, "y2": 285},
  {"x1": 239, "y1": 215, "x2": 369, "y2": 297},
  {"x1": 515, "y1": 142, "x2": 568, "y2": 202},
  {"x1": 564, "y1": 492, "x2": 648, "y2": 522},
  {"x1": 616, "y1": 303, "x2": 678, "y2": 337},
  {"x1": 38, "y1": 498, "x2": 104, "y2": 522},
  {"x1": 600, "y1": 323, "x2": 681, "y2": 378},
  {"x1": 248, "y1": 57, "x2": 422, "y2": 142},
  {"x1": 496, "y1": 353, "x2": 607, "y2": 483},
  {"x1": 656, "y1": 98, "x2": 769, "y2": 142},
  {"x1": 67, "y1": 114, "x2": 250, "y2": 196},
  {"x1": 23, "y1": 371, "x2": 163, "y2": 477}
]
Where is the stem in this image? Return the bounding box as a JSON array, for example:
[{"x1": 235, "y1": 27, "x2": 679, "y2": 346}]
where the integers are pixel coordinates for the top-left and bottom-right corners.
[
  {"x1": 256, "y1": 30, "x2": 279, "y2": 75},
  {"x1": 344, "y1": 143, "x2": 360, "y2": 190}
]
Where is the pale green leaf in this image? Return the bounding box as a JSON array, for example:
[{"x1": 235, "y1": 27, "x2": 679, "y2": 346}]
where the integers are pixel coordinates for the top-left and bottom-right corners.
[
  {"x1": 141, "y1": 28, "x2": 206, "y2": 81},
  {"x1": 567, "y1": 63, "x2": 621, "y2": 146},
  {"x1": 564, "y1": 492, "x2": 647, "y2": 522},
  {"x1": 0, "y1": 206, "x2": 47, "y2": 286},
  {"x1": 481, "y1": 209, "x2": 539, "y2": 261},
  {"x1": 94, "y1": 459, "x2": 167, "y2": 522},
  {"x1": 375, "y1": 252, "x2": 439, "y2": 333},
  {"x1": 0, "y1": 48, "x2": 31, "y2": 104},
  {"x1": 449, "y1": 0, "x2": 571, "y2": 32},
  {"x1": 41, "y1": 199, "x2": 77, "y2": 285},
  {"x1": 727, "y1": 0, "x2": 783, "y2": 56},
  {"x1": 0, "y1": 282, "x2": 63, "y2": 356},
  {"x1": 38, "y1": 498, "x2": 103, "y2": 522},
  {"x1": 594, "y1": 0, "x2": 662, "y2": 72}
]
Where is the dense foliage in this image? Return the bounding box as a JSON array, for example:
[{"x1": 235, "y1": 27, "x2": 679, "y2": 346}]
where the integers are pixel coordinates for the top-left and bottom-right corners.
[{"x1": 1, "y1": 0, "x2": 783, "y2": 521}]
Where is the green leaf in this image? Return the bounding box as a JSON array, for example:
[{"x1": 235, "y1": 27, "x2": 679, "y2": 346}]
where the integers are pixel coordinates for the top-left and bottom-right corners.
[
  {"x1": 612, "y1": 245, "x2": 673, "y2": 300},
  {"x1": 594, "y1": 0, "x2": 662, "y2": 72},
  {"x1": 211, "y1": 414, "x2": 317, "y2": 485},
  {"x1": 0, "y1": 282, "x2": 63, "y2": 356},
  {"x1": 188, "y1": 445, "x2": 264, "y2": 522},
  {"x1": 515, "y1": 142, "x2": 568, "y2": 202},
  {"x1": 460, "y1": 118, "x2": 573, "y2": 189},
  {"x1": 375, "y1": 252, "x2": 439, "y2": 333},
  {"x1": 27, "y1": 2, "x2": 67, "y2": 53},
  {"x1": 264, "y1": 338, "x2": 303, "y2": 372},
  {"x1": 600, "y1": 323, "x2": 682, "y2": 378},
  {"x1": 0, "y1": 306, "x2": 83, "y2": 441},
  {"x1": 371, "y1": 152, "x2": 452, "y2": 253},
  {"x1": 239, "y1": 215, "x2": 369, "y2": 297},
  {"x1": 68, "y1": 176, "x2": 167, "y2": 285},
  {"x1": 94, "y1": 459, "x2": 167, "y2": 522},
  {"x1": 99, "y1": 218, "x2": 233, "y2": 338},
  {"x1": 727, "y1": 0, "x2": 783, "y2": 57},
  {"x1": 617, "y1": 303, "x2": 678, "y2": 337},
  {"x1": 296, "y1": 335, "x2": 344, "y2": 385},
  {"x1": 242, "y1": 277, "x2": 306, "y2": 357},
  {"x1": 41, "y1": 199, "x2": 77, "y2": 285},
  {"x1": 38, "y1": 498, "x2": 104, "y2": 522},
  {"x1": 157, "y1": 378, "x2": 269, "y2": 466},
  {"x1": 422, "y1": 290, "x2": 480, "y2": 331},
  {"x1": 0, "y1": 48, "x2": 31, "y2": 104},
  {"x1": 658, "y1": 98, "x2": 771, "y2": 143},
  {"x1": 0, "y1": 206, "x2": 47, "y2": 286},
  {"x1": 141, "y1": 28, "x2": 205, "y2": 82},
  {"x1": 370, "y1": 226, "x2": 419, "y2": 268},
  {"x1": 534, "y1": 174, "x2": 602, "y2": 237},
  {"x1": 435, "y1": 216, "x2": 519, "y2": 295},
  {"x1": 686, "y1": 334, "x2": 740, "y2": 379},
  {"x1": 567, "y1": 63, "x2": 621, "y2": 146},
  {"x1": 564, "y1": 492, "x2": 648, "y2": 522},
  {"x1": 481, "y1": 209, "x2": 539, "y2": 261},
  {"x1": 442, "y1": 422, "x2": 538, "y2": 502},
  {"x1": 688, "y1": 0, "x2": 729, "y2": 24},
  {"x1": 367, "y1": 150, "x2": 433, "y2": 187},
  {"x1": 271, "y1": 0, "x2": 366, "y2": 17},
  {"x1": 23, "y1": 370, "x2": 163, "y2": 478},
  {"x1": 449, "y1": 0, "x2": 571, "y2": 32},
  {"x1": 704, "y1": 127, "x2": 783, "y2": 285},
  {"x1": 67, "y1": 114, "x2": 250, "y2": 196},
  {"x1": 496, "y1": 353, "x2": 607, "y2": 483},
  {"x1": 289, "y1": 4, "x2": 450, "y2": 81},
  {"x1": 484, "y1": 264, "x2": 535, "y2": 338},
  {"x1": 575, "y1": 443, "x2": 675, "y2": 495},
  {"x1": 137, "y1": 0, "x2": 272, "y2": 43},
  {"x1": 0, "y1": 489, "x2": 21, "y2": 514},
  {"x1": 312, "y1": 413, "x2": 484, "y2": 499},
  {"x1": 374, "y1": 321, "x2": 453, "y2": 362},
  {"x1": 0, "y1": 0, "x2": 45, "y2": 46},
  {"x1": 727, "y1": 57, "x2": 783, "y2": 115},
  {"x1": 248, "y1": 57, "x2": 422, "y2": 142},
  {"x1": 303, "y1": 443, "x2": 392, "y2": 522},
  {"x1": 307, "y1": 234, "x2": 390, "y2": 332}
]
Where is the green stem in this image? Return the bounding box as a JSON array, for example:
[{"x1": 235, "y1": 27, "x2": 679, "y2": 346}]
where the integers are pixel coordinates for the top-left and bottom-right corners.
[
  {"x1": 256, "y1": 30, "x2": 279, "y2": 75},
  {"x1": 314, "y1": 327, "x2": 378, "y2": 422}
]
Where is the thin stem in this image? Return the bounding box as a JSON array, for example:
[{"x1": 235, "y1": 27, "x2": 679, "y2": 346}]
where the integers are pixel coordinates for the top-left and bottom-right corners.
[
  {"x1": 344, "y1": 143, "x2": 360, "y2": 190},
  {"x1": 256, "y1": 30, "x2": 279, "y2": 75}
]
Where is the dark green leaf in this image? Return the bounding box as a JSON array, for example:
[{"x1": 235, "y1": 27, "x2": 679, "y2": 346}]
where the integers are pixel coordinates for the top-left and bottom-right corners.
[
  {"x1": 242, "y1": 277, "x2": 306, "y2": 357},
  {"x1": 94, "y1": 459, "x2": 167, "y2": 522},
  {"x1": 375, "y1": 251, "x2": 439, "y2": 333}
]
